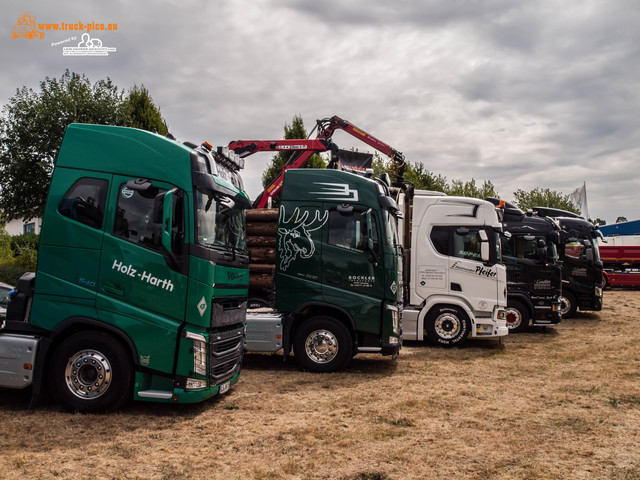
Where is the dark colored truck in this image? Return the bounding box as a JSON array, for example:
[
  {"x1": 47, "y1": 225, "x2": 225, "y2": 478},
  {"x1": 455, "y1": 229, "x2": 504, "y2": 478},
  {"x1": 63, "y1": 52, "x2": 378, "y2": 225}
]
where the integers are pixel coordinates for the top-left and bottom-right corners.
[
  {"x1": 486, "y1": 199, "x2": 562, "y2": 332},
  {"x1": 243, "y1": 168, "x2": 403, "y2": 372},
  {"x1": 532, "y1": 207, "x2": 604, "y2": 318}
]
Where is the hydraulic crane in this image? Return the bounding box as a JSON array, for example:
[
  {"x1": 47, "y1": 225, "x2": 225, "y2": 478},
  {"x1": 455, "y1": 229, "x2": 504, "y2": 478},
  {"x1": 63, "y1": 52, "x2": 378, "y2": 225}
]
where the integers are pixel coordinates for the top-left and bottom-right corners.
[{"x1": 228, "y1": 115, "x2": 407, "y2": 208}]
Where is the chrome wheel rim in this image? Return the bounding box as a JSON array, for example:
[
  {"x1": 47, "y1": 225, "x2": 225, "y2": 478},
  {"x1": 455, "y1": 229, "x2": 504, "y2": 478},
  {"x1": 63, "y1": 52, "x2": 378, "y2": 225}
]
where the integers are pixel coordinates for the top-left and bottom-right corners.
[
  {"x1": 558, "y1": 296, "x2": 571, "y2": 316},
  {"x1": 505, "y1": 307, "x2": 523, "y2": 329},
  {"x1": 64, "y1": 349, "x2": 112, "y2": 400},
  {"x1": 434, "y1": 313, "x2": 461, "y2": 339},
  {"x1": 304, "y1": 329, "x2": 339, "y2": 364}
]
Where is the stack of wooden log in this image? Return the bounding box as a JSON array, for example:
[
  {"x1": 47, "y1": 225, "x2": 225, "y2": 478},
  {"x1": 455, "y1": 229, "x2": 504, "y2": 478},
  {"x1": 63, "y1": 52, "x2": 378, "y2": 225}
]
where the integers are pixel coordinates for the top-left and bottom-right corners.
[{"x1": 246, "y1": 208, "x2": 278, "y2": 301}]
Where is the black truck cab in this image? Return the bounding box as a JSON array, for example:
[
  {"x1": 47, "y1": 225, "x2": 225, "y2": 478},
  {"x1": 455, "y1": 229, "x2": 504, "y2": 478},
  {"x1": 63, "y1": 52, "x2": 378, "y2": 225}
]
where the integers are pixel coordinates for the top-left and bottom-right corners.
[
  {"x1": 487, "y1": 199, "x2": 562, "y2": 332},
  {"x1": 532, "y1": 207, "x2": 604, "y2": 318}
]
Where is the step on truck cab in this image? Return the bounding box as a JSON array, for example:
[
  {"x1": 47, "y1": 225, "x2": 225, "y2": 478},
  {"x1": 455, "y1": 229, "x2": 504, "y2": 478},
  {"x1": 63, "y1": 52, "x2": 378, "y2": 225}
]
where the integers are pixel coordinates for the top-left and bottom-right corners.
[
  {"x1": 244, "y1": 169, "x2": 403, "y2": 372},
  {"x1": 486, "y1": 198, "x2": 562, "y2": 332},
  {"x1": 532, "y1": 207, "x2": 604, "y2": 318},
  {"x1": 401, "y1": 191, "x2": 508, "y2": 346},
  {"x1": 0, "y1": 124, "x2": 250, "y2": 412}
]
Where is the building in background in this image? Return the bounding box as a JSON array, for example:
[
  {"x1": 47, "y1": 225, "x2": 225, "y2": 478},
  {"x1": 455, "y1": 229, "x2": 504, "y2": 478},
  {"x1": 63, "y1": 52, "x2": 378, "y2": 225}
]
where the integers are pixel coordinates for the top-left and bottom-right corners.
[{"x1": 4, "y1": 218, "x2": 41, "y2": 236}]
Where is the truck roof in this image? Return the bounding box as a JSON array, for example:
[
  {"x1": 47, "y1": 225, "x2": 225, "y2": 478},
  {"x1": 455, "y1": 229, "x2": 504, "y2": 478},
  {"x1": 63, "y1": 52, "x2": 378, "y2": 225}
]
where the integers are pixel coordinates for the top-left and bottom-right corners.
[
  {"x1": 280, "y1": 168, "x2": 382, "y2": 207},
  {"x1": 56, "y1": 124, "x2": 216, "y2": 194},
  {"x1": 485, "y1": 198, "x2": 559, "y2": 236},
  {"x1": 412, "y1": 193, "x2": 503, "y2": 230}
]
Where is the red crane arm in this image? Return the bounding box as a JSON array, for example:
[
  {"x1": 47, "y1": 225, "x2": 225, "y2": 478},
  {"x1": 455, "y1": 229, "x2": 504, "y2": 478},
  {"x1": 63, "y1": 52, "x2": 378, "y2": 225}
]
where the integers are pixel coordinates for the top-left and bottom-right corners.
[{"x1": 229, "y1": 115, "x2": 406, "y2": 208}]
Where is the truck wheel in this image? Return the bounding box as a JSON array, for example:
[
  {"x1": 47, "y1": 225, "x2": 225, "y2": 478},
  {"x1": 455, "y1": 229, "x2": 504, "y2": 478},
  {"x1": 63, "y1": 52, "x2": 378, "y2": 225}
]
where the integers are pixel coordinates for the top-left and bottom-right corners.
[
  {"x1": 425, "y1": 306, "x2": 470, "y2": 347},
  {"x1": 558, "y1": 291, "x2": 578, "y2": 318},
  {"x1": 50, "y1": 331, "x2": 133, "y2": 412},
  {"x1": 505, "y1": 300, "x2": 530, "y2": 333},
  {"x1": 293, "y1": 316, "x2": 352, "y2": 372}
]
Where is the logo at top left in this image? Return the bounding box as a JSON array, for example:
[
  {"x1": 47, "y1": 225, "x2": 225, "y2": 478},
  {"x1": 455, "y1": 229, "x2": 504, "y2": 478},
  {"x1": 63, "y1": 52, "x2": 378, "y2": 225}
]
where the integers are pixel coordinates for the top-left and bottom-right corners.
[{"x1": 12, "y1": 12, "x2": 44, "y2": 39}]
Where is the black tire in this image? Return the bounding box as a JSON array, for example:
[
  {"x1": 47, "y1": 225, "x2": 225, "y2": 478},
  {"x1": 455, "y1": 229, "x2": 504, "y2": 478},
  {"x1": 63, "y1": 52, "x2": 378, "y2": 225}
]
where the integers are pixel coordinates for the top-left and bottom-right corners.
[
  {"x1": 505, "y1": 300, "x2": 531, "y2": 333},
  {"x1": 425, "y1": 305, "x2": 470, "y2": 347},
  {"x1": 49, "y1": 331, "x2": 133, "y2": 413},
  {"x1": 293, "y1": 316, "x2": 352, "y2": 372},
  {"x1": 559, "y1": 291, "x2": 578, "y2": 318}
]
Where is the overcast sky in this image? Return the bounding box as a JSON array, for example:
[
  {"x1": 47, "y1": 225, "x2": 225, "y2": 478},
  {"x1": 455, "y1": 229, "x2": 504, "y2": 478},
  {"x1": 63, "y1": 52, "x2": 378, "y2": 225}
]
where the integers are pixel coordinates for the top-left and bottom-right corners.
[{"x1": 3, "y1": 0, "x2": 639, "y2": 223}]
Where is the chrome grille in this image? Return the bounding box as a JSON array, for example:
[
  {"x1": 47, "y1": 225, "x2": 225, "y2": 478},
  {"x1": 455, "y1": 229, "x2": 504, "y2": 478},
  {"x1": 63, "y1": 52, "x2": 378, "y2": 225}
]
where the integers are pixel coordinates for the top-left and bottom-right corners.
[{"x1": 209, "y1": 323, "x2": 244, "y2": 383}]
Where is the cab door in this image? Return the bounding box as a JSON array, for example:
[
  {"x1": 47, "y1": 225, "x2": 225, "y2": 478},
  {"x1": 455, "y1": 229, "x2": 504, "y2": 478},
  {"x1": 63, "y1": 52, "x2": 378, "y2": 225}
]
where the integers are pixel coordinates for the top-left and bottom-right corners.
[
  {"x1": 447, "y1": 226, "x2": 500, "y2": 310},
  {"x1": 96, "y1": 177, "x2": 188, "y2": 372},
  {"x1": 321, "y1": 206, "x2": 385, "y2": 334}
]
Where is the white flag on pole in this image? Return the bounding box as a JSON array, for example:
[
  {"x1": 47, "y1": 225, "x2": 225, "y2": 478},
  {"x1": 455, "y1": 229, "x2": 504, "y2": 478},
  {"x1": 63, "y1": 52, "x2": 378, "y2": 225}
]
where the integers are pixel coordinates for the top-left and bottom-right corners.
[{"x1": 569, "y1": 182, "x2": 589, "y2": 219}]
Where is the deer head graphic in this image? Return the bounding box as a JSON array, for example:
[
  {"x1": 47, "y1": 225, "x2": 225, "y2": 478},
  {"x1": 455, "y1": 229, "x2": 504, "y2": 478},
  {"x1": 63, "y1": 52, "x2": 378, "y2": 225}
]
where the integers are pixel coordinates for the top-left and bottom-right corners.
[{"x1": 278, "y1": 206, "x2": 328, "y2": 271}]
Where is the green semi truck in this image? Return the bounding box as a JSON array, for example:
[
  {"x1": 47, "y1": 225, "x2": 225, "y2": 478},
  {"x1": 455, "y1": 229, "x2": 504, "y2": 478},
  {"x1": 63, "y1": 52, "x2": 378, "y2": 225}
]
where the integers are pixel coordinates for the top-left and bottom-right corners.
[
  {"x1": 0, "y1": 124, "x2": 250, "y2": 412},
  {"x1": 244, "y1": 169, "x2": 403, "y2": 372}
]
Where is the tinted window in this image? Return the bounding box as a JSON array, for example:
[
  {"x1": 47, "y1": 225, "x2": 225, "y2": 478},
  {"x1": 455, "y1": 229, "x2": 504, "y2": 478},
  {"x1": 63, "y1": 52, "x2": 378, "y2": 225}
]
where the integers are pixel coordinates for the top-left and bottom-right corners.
[
  {"x1": 58, "y1": 178, "x2": 108, "y2": 229},
  {"x1": 113, "y1": 183, "x2": 167, "y2": 251},
  {"x1": 565, "y1": 241, "x2": 586, "y2": 260},
  {"x1": 430, "y1": 226, "x2": 450, "y2": 256},
  {"x1": 453, "y1": 229, "x2": 482, "y2": 261},
  {"x1": 327, "y1": 210, "x2": 378, "y2": 251}
]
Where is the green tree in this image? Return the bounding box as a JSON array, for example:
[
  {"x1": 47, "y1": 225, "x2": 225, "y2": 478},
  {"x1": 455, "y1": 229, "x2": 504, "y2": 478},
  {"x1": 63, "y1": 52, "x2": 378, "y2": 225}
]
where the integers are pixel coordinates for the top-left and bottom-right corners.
[
  {"x1": 404, "y1": 162, "x2": 449, "y2": 192},
  {"x1": 615, "y1": 216, "x2": 628, "y2": 223},
  {"x1": 121, "y1": 85, "x2": 168, "y2": 135},
  {"x1": 446, "y1": 178, "x2": 497, "y2": 199},
  {"x1": 513, "y1": 187, "x2": 580, "y2": 214},
  {"x1": 0, "y1": 70, "x2": 169, "y2": 220},
  {"x1": 261, "y1": 115, "x2": 326, "y2": 207},
  {"x1": 593, "y1": 218, "x2": 607, "y2": 226},
  {"x1": 403, "y1": 162, "x2": 496, "y2": 199}
]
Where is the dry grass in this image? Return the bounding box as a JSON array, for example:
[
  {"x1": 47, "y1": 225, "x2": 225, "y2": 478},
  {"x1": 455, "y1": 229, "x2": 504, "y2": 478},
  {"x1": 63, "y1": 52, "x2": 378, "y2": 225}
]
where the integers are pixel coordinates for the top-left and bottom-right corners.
[{"x1": 2, "y1": 290, "x2": 640, "y2": 479}]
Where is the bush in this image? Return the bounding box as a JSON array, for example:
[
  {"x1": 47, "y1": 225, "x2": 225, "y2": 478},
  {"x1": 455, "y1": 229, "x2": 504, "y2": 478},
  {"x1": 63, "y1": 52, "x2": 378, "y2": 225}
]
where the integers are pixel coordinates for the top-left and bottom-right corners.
[
  {"x1": 0, "y1": 258, "x2": 30, "y2": 285},
  {"x1": 0, "y1": 230, "x2": 12, "y2": 261},
  {"x1": 0, "y1": 232, "x2": 38, "y2": 284},
  {"x1": 10, "y1": 233, "x2": 39, "y2": 256}
]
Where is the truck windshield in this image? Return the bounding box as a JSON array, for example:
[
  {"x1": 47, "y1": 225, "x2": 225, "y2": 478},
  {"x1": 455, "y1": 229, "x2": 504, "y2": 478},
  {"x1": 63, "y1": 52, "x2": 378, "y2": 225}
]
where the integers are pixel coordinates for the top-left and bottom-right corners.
[
  {"x1": 565, "y1": 236, "x2": 600, "y2": 262},
  {"x1": 195, "y1": 190, "x2": 246, "y2": 251},
  {"x1": 383, "y1": 210, "x2": 399, "y2": 246}
]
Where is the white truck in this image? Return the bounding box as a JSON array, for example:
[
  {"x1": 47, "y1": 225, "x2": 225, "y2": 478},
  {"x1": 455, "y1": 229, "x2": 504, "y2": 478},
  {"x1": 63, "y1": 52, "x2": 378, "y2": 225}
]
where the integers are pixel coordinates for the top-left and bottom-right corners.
[{"x1": 399, "y1": 190, "x2": 509, "y2": 346}]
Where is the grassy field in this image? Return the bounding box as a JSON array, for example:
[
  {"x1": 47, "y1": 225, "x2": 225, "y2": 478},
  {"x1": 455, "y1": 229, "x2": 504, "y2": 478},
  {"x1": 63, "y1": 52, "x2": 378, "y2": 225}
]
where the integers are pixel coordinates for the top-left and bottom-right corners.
[{"x1": 1, "y1": 289, "x2": 639, "y2": 480}]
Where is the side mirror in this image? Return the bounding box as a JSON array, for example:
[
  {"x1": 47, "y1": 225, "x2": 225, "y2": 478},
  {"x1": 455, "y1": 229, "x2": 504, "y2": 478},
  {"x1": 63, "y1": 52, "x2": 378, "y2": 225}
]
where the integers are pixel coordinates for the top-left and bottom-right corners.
[
  {"x1": 366, "y1": 209, "x2": 375, "y2": 254},
  {"x1": 153, "y1": 188, "x2": 178, "y2": 253},
  {"x1": 539, "y1": 247, "x2": 548, "y2": 260},
  {"x1": 586, "y1": 247, "x2": 594, "y2": 262},
  {"x1": 481, "y1": 242, "x2": 490, "y2": 263},
  {"x1": 162, "y1": 189, "x2": 174, "y2": 252},
  {"x1": 479, "y1": 229, "x2": 490, "y2": 263}
]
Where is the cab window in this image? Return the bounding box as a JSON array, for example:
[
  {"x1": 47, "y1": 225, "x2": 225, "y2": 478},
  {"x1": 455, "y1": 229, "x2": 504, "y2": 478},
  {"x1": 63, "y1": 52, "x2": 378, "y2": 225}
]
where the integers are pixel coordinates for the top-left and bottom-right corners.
[
  {"x1": 452, "y1": 229, "x2": 483, "y2": 261},
  {"x1": 327, "y1": 210, "x2": 378, "y2": 251},
  {"x1": 58, "y1": 178, "x2": 108, "y2": 229},
  {"x1": 113, "y1": 183, "x2": 168, "y2": 251}
]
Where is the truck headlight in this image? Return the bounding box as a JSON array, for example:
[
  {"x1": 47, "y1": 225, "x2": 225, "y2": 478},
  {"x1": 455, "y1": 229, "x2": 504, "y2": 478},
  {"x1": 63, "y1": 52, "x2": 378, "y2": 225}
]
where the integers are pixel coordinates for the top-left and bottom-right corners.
[
  {"x1": 386, "y1": 305, "x2": 400, "y2": 335},
  {"x1": 186, "y1": 331, "x2": 207, "y2": 376},
  {"x1": 595, "y1": 286, "x2": 603, "y2": 297},
  {"x1": 185, "y1": 378, "x2": 207, "y2": 390}
]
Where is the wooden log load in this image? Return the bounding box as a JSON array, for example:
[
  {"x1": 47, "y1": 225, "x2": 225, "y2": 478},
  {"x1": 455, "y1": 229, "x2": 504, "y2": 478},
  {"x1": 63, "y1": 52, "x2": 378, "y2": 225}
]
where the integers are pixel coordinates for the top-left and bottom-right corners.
[{"x1": 246, "y1": 208, "x2": 278, "y2": 301}]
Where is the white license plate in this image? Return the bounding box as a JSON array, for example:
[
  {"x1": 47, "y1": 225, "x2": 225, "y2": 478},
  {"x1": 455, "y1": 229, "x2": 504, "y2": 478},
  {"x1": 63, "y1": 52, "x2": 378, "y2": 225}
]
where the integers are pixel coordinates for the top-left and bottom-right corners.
[{"x1": 218, "y1": 381, "x2": 230, "y2": 394}]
